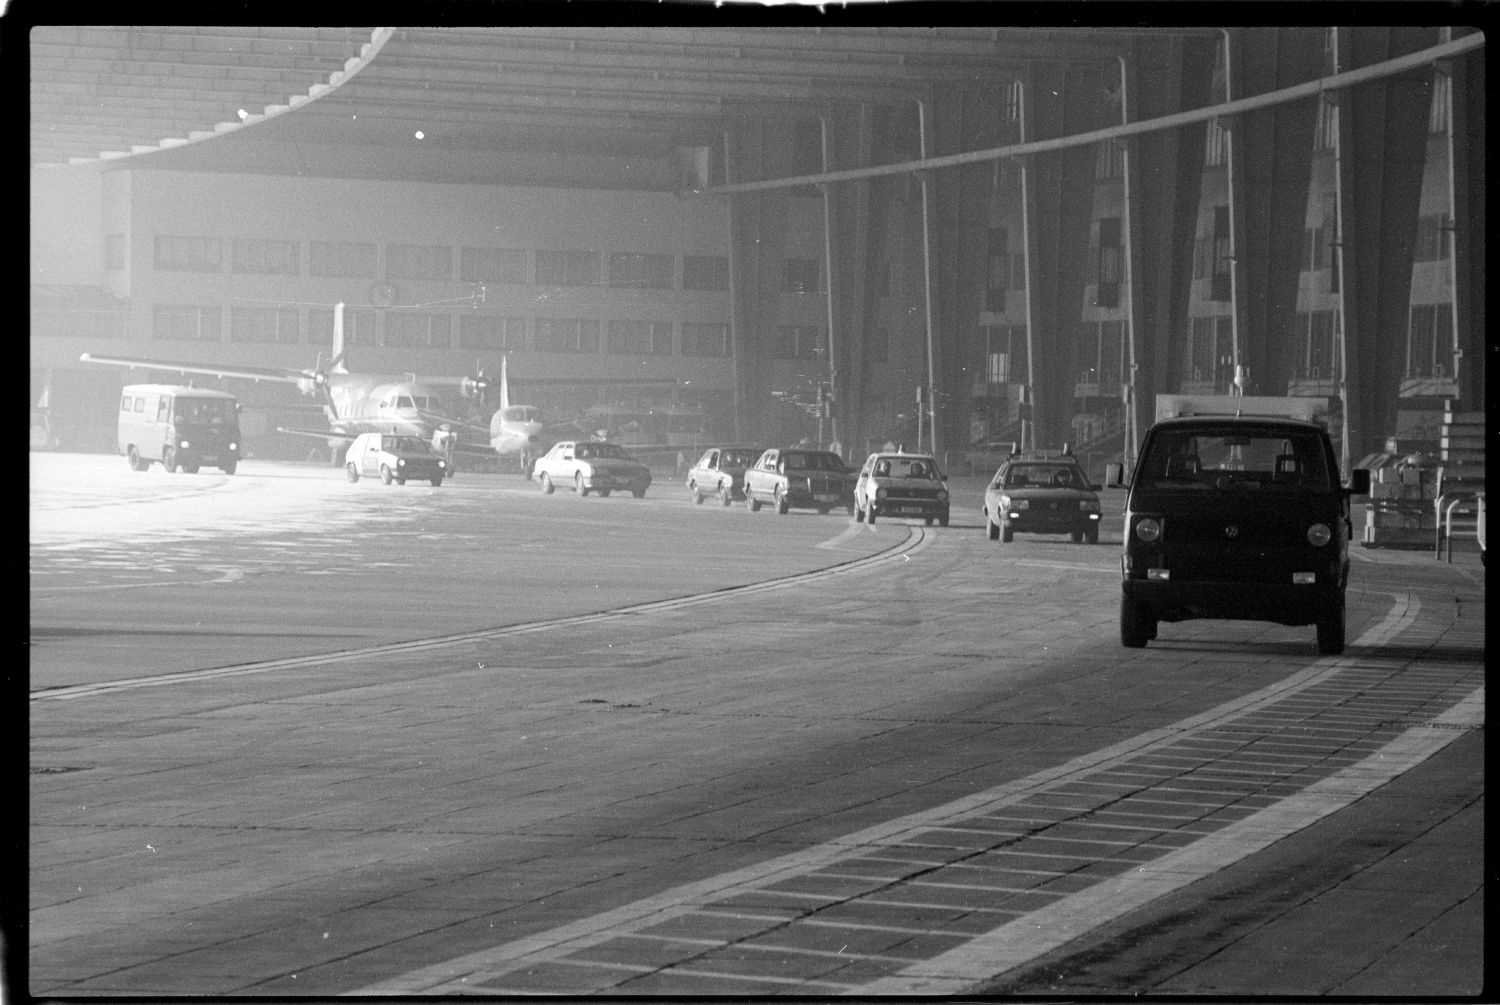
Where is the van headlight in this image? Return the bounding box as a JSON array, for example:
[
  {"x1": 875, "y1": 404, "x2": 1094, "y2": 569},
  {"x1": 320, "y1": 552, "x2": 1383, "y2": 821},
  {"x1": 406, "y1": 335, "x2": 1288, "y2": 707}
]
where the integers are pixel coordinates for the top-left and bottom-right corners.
[
  {"x1": 1307, "y1": 523, "x2": 1332, "y2": 546},
  {"x1": 179, "y1": 440, "x2": 191, "y2": 449},
  {"x1": 397, "y1": 458, "x2": 406, "y2": 467},
  {"x1": 1134, "y1": 517, "x2": 1162, "y2": 542}
]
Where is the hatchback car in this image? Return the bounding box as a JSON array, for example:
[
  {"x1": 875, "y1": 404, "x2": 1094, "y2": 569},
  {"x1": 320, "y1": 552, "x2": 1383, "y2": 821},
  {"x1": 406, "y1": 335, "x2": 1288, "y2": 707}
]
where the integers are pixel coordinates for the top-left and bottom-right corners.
[
  {"x1": 743, "y1": 447, "x2": 856, "y2": 515},
  {"x1": 853, "y1": 452, "x2": 950, "y2": 526},
  {"x1": 686, "y1": 445, "x2": 763, "y2": 506},
  {"x1": 345, "y1": 432, "x2": 446, "y2": 486},
  {"x1": 983, "y1": 451, "x2": 1102, "y2": 543},
  {"x1": 534, "y1": 439, "x2": 652, "y2": 498}
]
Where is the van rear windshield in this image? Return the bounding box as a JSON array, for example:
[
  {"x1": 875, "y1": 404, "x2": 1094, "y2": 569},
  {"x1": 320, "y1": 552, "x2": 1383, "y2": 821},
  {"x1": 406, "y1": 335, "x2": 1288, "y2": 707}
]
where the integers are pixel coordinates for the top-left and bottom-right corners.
[{"x1": 1139, "y1": 429, "x2": 1331, "y2": 492}]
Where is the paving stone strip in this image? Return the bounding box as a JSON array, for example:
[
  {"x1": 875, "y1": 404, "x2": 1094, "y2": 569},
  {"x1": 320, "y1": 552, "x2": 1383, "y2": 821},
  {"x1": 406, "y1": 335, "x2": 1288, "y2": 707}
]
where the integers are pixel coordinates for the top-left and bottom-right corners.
[{"x1": 355, "y1": 594, "x2": 1484, "y2": 996}]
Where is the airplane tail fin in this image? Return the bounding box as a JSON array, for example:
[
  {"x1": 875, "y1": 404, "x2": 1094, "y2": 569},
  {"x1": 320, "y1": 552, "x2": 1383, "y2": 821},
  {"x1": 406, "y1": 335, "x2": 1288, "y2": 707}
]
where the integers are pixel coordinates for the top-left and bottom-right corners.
[{"x1": 500, "y1": 355, "x2": 511, "y2": 412}]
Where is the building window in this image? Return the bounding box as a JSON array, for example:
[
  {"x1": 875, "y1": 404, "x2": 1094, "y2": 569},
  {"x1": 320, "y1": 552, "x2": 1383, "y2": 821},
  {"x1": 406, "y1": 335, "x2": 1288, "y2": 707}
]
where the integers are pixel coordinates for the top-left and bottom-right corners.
[
  {"x1": 458, "y1": 315, "x2": 526, "y2": 352},
  {"x1": 383, "y1": 313, "x2": 453, "y2": 349},
  {"x1": 153, "y1": 304, "x2": 221, "y2": 341},
  {"x1": 1094, "y1": 139, "x2": 1124, "y2": 181},
  {"x1": 229, "y1": 306, "x2": 299, "y2": 344},
  {"x1": 1429, "y1": 71, "x2": 1451, "y2": 135},
  {"x1": 1184, "y1": 315, "x2": 1234, "y2": 387},
  {"x1": 607, "y1": 320, "x2": 673, "y2": 355},
  {"x1": 535, "y1": 250, "x2": 601, "y2": 288},
  {"x1": 1001, "y1": 80, "x2": 1022, "y2": 124},
  {"x1": 608, "y1": 253, "x2": 674, "y2": 290},
  {"x1": 682, "y1": 255, "x2": 730, "y2": 291},
  {"x1": 105, "y1": 233, "x2": 126, "y2": 271},
  {"x1": 1413, "y1": 214, "x2": 1448, "y2": 262},
  {"x1": 535, "y1": 318, "x2": 601, "y2": 353},
  {"x1": 986, "y1": 228, "x2": 1009, "y2": 311},
  {"x1": 782, "y1": 258, "x2": 822, "y2": 294},
  {"x1": 775, "y1": 325, "x2": 823, "y2": 359},
  {"x1": 1204, "y1": 117, "x2": 1229, "y2": 167},
  {"x1": 386, "y1": 244, "x2": 453, "y2": 282},
  {"x1": 681, "y1": 322, "x2": 729, "y2": 357},
  {"x1": 1407, "y1": 302, "x2": 1454, "y2": 378},
  {"x1": 310, "y1": 241, "x2": 376, "y2": 278},
  {"x1": 231, "y1": 238, "x2": 299, "y2": 276},
  {"x1": 1293, "y1": 309, "x2": 1340, "y2": 380},
  {"x1": 153, "y1": 235, "x2": 222, "y2": 273},
  {"x1": 1094, "y1": 217, "x2": 1122, "y2": 308},
  {"x1": 461, "y1": 247, "x2": 528, "y2": 285},
  {"x1": 982, "y1": 323, "x2": 1027, "y2": 384},
  {"x1": 308, "y1": 307, "x2": 375, "y2": 346}
]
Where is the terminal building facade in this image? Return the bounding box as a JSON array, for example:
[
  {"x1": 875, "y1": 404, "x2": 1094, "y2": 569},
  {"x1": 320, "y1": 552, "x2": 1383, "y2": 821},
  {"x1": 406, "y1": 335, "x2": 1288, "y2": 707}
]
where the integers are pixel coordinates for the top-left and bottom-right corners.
[{"x1": 30, "y1": 26, "x2": 1484, "y2": 471}]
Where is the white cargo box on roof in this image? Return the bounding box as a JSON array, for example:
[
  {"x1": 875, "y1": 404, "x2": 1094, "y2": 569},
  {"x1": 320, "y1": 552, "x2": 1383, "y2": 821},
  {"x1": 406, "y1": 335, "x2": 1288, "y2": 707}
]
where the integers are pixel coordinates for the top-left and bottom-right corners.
[{"x1": 1155, "y1": 394, "x2": 1332, "y2": 425}]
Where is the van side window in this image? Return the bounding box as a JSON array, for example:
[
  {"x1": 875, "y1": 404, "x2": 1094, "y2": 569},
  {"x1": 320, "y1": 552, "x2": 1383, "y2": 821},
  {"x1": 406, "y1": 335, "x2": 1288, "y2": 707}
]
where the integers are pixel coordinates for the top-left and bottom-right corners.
[
  {"x1": 133, "y1": 397, "x2": 146, "y2": 413},
  {"x1": 158, "y1": 398, "x2": 171, "y2": 422},
  {"x1": 121, "y1": 395, "x2": 131, "y2": 412}
]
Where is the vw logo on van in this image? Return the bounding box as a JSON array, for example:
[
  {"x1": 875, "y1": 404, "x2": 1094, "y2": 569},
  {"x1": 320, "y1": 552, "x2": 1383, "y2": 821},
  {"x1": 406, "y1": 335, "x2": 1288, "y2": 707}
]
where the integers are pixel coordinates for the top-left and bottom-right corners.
[{"x1": 1224, "y1": 525, "x2": 1240, "y2": 539}]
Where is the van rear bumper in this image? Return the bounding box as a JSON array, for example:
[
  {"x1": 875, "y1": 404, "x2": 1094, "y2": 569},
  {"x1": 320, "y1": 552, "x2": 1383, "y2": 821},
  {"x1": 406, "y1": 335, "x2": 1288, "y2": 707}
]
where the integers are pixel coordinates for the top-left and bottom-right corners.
[{"x1": 1123, "y1": 578, "x2": 1342, "y2": 626}]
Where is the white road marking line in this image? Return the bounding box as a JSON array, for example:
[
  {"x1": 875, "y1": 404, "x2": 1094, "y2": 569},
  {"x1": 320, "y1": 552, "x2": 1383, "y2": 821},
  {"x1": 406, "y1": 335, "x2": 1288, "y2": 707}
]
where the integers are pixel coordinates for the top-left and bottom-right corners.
[{"x1": 352, "y1": 591, "x2": 1434, "y2": 995}]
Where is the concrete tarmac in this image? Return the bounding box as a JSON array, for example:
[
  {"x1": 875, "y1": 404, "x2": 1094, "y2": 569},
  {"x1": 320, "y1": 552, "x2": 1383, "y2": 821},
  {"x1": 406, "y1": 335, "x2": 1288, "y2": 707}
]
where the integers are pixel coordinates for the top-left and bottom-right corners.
[{"x1": 28, "y1": 463, "x2": 1486, "y2": 997}]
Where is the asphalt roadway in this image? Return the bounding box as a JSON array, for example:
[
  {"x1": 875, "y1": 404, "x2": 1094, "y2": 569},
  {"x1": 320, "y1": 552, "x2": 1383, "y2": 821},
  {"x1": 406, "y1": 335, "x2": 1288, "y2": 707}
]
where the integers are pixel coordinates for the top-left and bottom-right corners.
[{"x1": 26, "y1": 453, "x2": 1485, "y2": 997}]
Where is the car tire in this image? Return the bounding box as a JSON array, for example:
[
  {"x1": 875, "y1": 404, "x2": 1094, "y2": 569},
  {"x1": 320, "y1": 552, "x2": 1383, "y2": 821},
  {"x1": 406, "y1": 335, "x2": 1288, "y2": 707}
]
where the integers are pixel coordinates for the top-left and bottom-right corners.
[
  {"x1": 690, "y1": 480, "x2": 704, "y2": 504},
  {"x1": 221, "y1": 461, "x2": 237, "y2": 475},
  {"x1": 939, "y1": 513, "x2": 949, "y2": 527},
  {"x1": 127, "y1": 446, "x2": 147, "y2": 471},
  {"x1": 575, "y1": 472, "x2": 588, "y2": 497},
  {"x1": 346, "y1": 462, "x2": 360, "y2": 483},
  {"x1": 924, "y1": 517, "x2": 934, "y2": 526},
  {"x1": 540, "y1": 472, "x2": 555, "y2": 494},
  {"x1": 719, "y1": 483, "x2": 733, "y2": 507},
  {"x1": 1121, "y1": 595, "x2": 1153, "y2": 648},
  {"x1": 854, "y1": 501, "x2": 866, "y2": 522},
  {"x1": 775, "y1": 487, "x2": 789, "y2": 515},
  {"x1": 599, "y1": 489, "x2": 612, "y2": 497},
  {"x1": 1001, "y1": 524, "x2": 1014, "y2": 543},
  {"x1": 867, "y1": 507, "x2": 877, "y2": 525},
  {"x1": 1316, "y1": 597, "x2": 1346, "y2": 655},
  {"x1": 748, "y1": 491, "x2": 761, "y2": 512},
  {"x1": 986, "y1": 511, "x2": 999, "y2": 540},
  {"x1": 430, "y1": 475, "x2": 443, "y2": 487},
  {"x1": 163, "y1": 447, "x2": 179, "y2": 473},
  {"x1": 380, "y1": 464, "x2": 394, "y2": 485}
]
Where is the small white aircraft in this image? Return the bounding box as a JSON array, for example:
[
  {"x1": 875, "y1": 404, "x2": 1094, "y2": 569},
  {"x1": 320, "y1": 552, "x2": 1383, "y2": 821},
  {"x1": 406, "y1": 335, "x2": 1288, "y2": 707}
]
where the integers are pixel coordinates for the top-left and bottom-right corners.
[{"x1": 487, "y1": 355, "x2": 545, "y2": 475}]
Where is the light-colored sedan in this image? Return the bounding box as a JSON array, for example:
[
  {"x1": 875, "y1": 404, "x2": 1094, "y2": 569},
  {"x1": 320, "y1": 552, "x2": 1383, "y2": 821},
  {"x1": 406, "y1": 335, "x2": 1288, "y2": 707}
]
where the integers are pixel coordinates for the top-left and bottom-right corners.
[
  {"x1": 853, "y1": 452, "x2": 949, "y2": 526},
  {"x1": 533, "y1": 440, "x2": 652, "y2": 498},
  {"x1": 686, "y1": 445, "x2": 763, "y2": 506}
]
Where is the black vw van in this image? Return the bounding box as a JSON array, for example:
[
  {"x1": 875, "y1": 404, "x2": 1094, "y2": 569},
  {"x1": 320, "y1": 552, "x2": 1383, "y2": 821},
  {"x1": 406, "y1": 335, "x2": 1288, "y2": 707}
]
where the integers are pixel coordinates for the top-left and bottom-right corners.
[{"x1": 1107, "y1": 411, "x2": 1370, "y2": 655}]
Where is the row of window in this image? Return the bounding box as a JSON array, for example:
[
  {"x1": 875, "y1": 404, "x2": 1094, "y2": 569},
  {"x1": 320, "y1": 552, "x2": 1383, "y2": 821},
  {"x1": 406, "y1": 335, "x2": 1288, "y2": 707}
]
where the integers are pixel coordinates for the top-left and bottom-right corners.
[
  {"x1": 139, "y1": 236, "x2": 829, "y2": 295},
  {"x1": 150, "y1": 305, "x2": 733, "y2": 357}
]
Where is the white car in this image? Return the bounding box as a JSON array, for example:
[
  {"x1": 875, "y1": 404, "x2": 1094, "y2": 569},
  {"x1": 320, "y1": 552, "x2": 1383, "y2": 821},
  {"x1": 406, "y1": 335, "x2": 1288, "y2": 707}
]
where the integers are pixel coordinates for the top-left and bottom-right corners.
[
  {"x1": 533, "y1": 440, "x2": 652, "y2": 498},
  {"x1": 345, "y1": 432, "x2": 446, "y2": 486},
  {"x1": 853, "y1": 452, "x2": 949, "y2": 525}
]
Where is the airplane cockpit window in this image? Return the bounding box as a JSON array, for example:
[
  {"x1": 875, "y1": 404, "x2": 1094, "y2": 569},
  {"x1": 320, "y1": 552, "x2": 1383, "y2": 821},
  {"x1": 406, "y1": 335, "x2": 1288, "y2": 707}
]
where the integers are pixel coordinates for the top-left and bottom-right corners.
[
  {"x1": 396, "y1": 396, "x2": 415, "y2": 410},
  {"x1": 501, "y1": 406, "x2": 539, "y2": 423}
]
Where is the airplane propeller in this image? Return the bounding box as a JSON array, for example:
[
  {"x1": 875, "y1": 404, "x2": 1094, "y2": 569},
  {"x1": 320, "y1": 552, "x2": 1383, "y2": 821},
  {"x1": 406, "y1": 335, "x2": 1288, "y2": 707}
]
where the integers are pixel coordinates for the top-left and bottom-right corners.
[{"x1": 459, "y1": 364, "x2": 491, "y2": 411}]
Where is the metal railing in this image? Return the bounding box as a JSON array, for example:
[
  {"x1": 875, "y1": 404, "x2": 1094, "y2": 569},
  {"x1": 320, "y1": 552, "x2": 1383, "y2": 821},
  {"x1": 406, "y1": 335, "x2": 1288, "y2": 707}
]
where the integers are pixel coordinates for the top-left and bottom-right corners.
[{"x1": 1435, "y1": 490, "x2": 1484, "y2": 563}]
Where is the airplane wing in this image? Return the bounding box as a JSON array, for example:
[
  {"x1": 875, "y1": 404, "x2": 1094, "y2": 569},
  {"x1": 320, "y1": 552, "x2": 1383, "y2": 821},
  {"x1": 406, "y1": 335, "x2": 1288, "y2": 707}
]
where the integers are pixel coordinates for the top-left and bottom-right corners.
[
  {"x1": 276, "y1": 426, "x2": 358, "y2": 443},
  {"x1": 80, "y1": 353, "x2": 309, "y2": 384}
]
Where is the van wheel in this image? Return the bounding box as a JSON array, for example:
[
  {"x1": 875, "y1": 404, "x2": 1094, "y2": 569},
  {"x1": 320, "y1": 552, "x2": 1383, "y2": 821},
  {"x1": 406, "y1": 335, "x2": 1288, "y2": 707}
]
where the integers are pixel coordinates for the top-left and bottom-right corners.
[
  {"x1": 632, "y1": 488, "x2": 647, "y2": 499},
  {"x1": 939, "y1": 514, "x2": 949, "y2": 527},
  {"x1": 380, "y1": 464, "x2": 394, "y2": 485},
  {"x1": 1086, "y1": 526, "x2": 1099, "y2": 544},
  {"x1": 430, "y1": 474, "x2": 443, "y2": 487},
  {"x1": 1316, "y1": 598, "x2": 1346, "y2": 655},
  {"x1": 1121, "y1": 596, "x2": 1153, "y2": 648},
  {"x1": 127, "y1": 446, "x2": 148, "y2": 471},
  {"x1": 1071, "y1": 530, "x2": 1084, "y2": 543},
  {"x1": 346, "y1": 462, "x2": 360, "y2": 483},
  {"x1": 163, "y1": 447, "x2": 179, "y2": 473},
  {"x1": 182, "y1": 463, "x2": 200, "y2": 474},
  {"x1": 221, "y1": 461, "x2": 236, "y2": 475}
]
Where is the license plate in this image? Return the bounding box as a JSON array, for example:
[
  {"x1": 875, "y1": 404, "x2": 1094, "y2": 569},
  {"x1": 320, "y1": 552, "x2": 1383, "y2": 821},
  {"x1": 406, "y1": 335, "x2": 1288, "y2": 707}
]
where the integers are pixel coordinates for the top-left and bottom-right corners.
[{"x1": 814, "y1": 493, "x2": 839, "y2": 503}]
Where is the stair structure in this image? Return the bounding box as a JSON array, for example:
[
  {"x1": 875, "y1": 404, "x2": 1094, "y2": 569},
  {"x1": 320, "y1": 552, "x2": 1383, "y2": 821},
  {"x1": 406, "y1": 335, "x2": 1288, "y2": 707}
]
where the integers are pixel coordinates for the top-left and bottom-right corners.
[{"x1": 1435, "y1": 405, "x2": 1486, "y2": 559}]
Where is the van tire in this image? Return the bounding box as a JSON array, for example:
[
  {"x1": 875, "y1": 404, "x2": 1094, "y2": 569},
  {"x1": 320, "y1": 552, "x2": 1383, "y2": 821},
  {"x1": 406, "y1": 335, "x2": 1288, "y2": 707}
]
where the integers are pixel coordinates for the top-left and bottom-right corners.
[
  {"x1": 182, "y1": 463, "x2": 200, "y2": 474},
  {"x1": 221, "y1": 461, "x2": 236, "y2": 475},
  {"x1": 127, "y1": 446, "x2": 148, "y2": 472},
  {"x1": 346, "y1": 462, "x2": 360, "y2": 483},
  {"x1": 430, "y1": 474, "x2": 443, "y2": 487},
  {"x1": 1120, "y1": 596, "x2": 1153, "y2": 648},
  {"x1": 380, "y1": 464, "x2": 394, "y2": 485},
  {"x1": 163, "y1": 447, "x2": 179, "y2": 473},
  {"x1": 1316, "y1": 598, "x2": 1346, "y2": 655}
]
